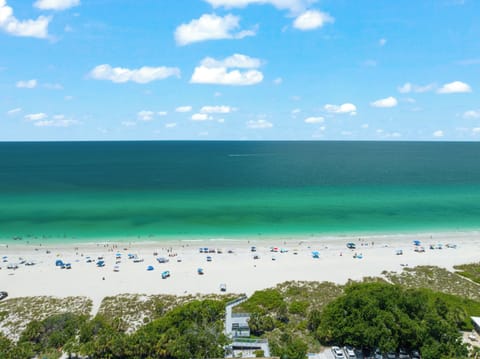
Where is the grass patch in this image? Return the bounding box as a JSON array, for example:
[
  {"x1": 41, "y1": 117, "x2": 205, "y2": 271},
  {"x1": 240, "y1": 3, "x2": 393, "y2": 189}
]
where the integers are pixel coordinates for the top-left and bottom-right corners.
[
  {"x1": 454, "y1": 262, "x2": 480, "y2": 284},
  {"x1": 383, "y1": 265, "x2": 480, "y2": 301},
  {"x1": 0, "y1": 296, "x2": 92, "y2": 342}
]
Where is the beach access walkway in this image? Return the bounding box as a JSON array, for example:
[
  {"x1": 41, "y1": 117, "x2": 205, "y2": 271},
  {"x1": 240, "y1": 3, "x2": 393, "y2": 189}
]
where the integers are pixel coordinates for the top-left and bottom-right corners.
[{"x1": 225, "y1": 296, "x2": 271, "y2": 358}]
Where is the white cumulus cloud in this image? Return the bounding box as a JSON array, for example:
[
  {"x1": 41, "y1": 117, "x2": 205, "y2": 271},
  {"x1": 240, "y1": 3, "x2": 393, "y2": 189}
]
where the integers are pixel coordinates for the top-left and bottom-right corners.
[
  {"x1": 304, "y1": 116, "x2": 324, "y2": 123},
  {"x1": 7, "y1": 107, "x2": 21, "y2": 115},
  {"x1": 34, "y1": 115, "x2": 79, "y2": 127},
  {"x1": 43, "y1": 82, "x2": 63, "y2": 90},
  {"x1": 201, "y1": 53, "x2": 262, "y2": 68},
  {"x1": 205, "y1": 0, "x2": 313, "y2": 14},
  {"x1": 463, "y1": 110, "x2": 480, "y2": 119},
  {"x1": 433, "y1": 130, "x2": 444, "y2": 138},
  {"x1": 0, "y1": 0, "x2": 50, "y2": 38},
  {"x1": 175, "y1": 13, "x2": 255, "y2": 46},
  {"x1": 158, "y1": 111, "x2": 168, "y2": 116},
  {"x1": 200, "y1": 105, "x2": 235, "y2": 113},
  {"x1": 370, "y1": 96, "x2": 398, "y2": 108},
  {"x1": 16, "y1": 79, "x2": 37, "y2": 88},
  {"x1": 89, "y1": 64, "x2": 180, "y2": 84},
  {"x1": 191, "y1": 54, "x2": 263, "y2": 86},
  {"x1": 192, "y1": 113, "x2": 212, "y2": 121},
  {"x1": 437, "y1": 81, "x2": 472, "y2": 94},
  {"x1": 246, "y1": 119, "x2": 273, "y2": 129},
  {"x1": 24, "y1": 113, "x2": 47, "y2": 121},
  {"x1": 34, "y1": 0, "x2": 80, "y2": 10},
  {"x1": 398, "y1": 82, "x2": 435, "y2": 94},
  {"x1": 293, "y1": 10, "x2": 334, "y2": 30},
  {"x1": 121, "y1": 121, "x2": 136, "y2": 127},
  {"x1": 175, "y1": 106, "x2": 192, "y2": 113},
  {"x1": 137, "y1": 110, "x2": 154, "y2": 121},
  {"x1": 324, "y1": 103, "x2": 357, "y2": 115},
  {"x1": 165, "y1": 122, "x2": 177, "y2": 128}
]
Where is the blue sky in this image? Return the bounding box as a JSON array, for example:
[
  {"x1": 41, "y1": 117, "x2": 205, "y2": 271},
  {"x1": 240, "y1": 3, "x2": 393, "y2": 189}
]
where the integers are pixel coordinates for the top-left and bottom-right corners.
[{"x1": 1, "y1": 0, "x2": 479, "y2": 141}]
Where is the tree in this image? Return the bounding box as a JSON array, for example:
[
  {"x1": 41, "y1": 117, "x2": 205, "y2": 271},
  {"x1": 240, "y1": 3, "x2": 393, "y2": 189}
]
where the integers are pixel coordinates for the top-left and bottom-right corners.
[{"x1": 315, "y1": 283, "x2": 469, "y2": 358}]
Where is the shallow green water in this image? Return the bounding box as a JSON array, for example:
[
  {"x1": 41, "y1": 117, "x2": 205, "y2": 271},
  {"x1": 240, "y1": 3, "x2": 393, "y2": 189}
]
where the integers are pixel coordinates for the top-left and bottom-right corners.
[{"x1": 1, "y1": 141, "x2": 480, "y2": 243}]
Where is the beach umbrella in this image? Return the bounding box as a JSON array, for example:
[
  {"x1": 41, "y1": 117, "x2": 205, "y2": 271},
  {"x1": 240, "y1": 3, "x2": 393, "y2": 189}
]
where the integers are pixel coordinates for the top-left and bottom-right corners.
[
  {"x1": 413, "y1": 240, "x2": 421, "y2": 246},
  {"x1": 55, "y1": 259, "x2": 64, "y2": 266},
  {"x1": 147, "y1": 265, "x2": 154, "y2": 271},
  {"x1": 312, "y1": 251, "x2": 320, "y2": 258}
]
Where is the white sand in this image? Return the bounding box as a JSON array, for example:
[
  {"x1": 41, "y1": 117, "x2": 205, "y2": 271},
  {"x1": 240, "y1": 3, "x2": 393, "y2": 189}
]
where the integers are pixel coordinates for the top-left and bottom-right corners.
[{"x1": 1, "y1": 231, "x2": 480, "y2": 314}]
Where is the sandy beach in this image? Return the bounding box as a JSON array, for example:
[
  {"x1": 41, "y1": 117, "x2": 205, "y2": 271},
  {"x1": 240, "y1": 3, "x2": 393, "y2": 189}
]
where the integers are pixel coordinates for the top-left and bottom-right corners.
[{"x1": 1, "y1": 231, "x2": 480, "y2": 314}]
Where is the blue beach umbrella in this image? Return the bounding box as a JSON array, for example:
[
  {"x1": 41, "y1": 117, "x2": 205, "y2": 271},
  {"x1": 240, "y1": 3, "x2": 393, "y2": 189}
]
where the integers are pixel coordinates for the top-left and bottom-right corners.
[
  {"x1": 147, "y1": 265, "x2": 154, "y2": 271},
  {"x1": 413, "y1": 240, "x2": 421, "y2": 246},
  {"x1": 312, "y1": 251, "x2": 320, "y2": 258}
]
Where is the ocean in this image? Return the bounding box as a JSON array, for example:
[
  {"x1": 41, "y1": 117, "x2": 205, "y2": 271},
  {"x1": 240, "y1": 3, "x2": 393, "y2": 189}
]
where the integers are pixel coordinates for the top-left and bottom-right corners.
[{"x1": 1, "y1": 141, "x2": 480, "y2": 243}]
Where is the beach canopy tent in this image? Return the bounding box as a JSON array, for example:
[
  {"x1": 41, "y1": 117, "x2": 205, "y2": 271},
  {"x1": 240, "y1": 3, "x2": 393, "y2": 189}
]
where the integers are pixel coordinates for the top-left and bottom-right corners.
[
  {"x1": 162, "y1": 270, "x2": 170, "y2": 279},
  {"x1": 198, "y1": 268, "x2": 204, "y2": 275},
  {"x1": 2, "y1": 256, "x2": 7, "y2": 262},
  {"x1": 413, "y1": 240, "x2": 421, "y2": 246},
  {"x1": 206, "y1": 256, "x2": 212, "y2": 262},
  {"x1": 97, "y1": 260, "x2": 105, "y2": 267},
  {"x1": 55, "y1": 260, "x2": 64, "y2": 267},
  {"x1": 312, "y1": 251, "x2": 320, "y2": 258},
  {"x1": 115, "y1": 253, "x2": 121, "y2": 258},
  {"x1": 65, "y1": 263, "x2": 72, "y2": 269},
  {"x1": 346, "y1": 242, "x2": 356, "y2": 249}
]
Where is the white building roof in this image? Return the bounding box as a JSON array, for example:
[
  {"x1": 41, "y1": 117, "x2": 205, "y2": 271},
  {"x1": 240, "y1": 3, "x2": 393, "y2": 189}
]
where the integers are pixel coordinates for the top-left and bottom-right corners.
[{"x1": 472, "y1": 317, "x2": 480, "y2": 328}]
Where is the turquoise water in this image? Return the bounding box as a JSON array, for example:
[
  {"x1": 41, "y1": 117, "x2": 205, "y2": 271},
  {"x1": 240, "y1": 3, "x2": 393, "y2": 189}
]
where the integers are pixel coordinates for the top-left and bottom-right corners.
[{"x1": 1, "y1": 141, "x2": 480, "y2": 243}]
